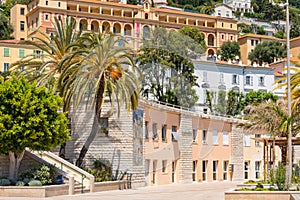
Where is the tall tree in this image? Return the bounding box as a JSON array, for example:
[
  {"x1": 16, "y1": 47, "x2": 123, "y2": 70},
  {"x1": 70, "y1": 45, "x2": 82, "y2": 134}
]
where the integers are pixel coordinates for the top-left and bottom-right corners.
[
  {"x1": 248, "y1": 40, "x2": 286, "y2": 65},
  {"x1": 0, "y1": 13, "x2": 14, "y2": 40},
  {"x1": 137, "y1": 27, "x2": 204, "y2": 108},
  {"x1": 179, "y1": 26, "x2": 206, "y2": 49},
  {"x1": 0, "y1": 76, "x2": 69, "y2": 182},
  {"x1": 73, "y1": 32, "x2": 140, "y2": 167},
  {"x1": 11, "y1": 17, "x2": 84, "y2": 158}
]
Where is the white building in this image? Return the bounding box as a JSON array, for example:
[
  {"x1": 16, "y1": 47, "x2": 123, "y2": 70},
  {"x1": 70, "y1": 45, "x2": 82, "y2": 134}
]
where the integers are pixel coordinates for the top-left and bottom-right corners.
[
  {"x1": 214, "y1": 3, "x2": 234, "y2": 18},
  {"x1": 223, "y1": 0, "x2": 252, "y2": 13},
  {"x1": 193, "y1": 60, "x2": 275, "y2": 113}
]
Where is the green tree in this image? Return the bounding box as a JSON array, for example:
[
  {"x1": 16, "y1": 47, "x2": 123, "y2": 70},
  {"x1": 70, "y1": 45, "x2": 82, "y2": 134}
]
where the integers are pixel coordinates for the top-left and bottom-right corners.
[
  {"x1": 73, "y1": 32, "x2": 140, "y2": 167},
  {"x1": 248, "y1": 40, "x2": 286, "y2": 65},
  {"x1": 0, "y1": 13, "x2": 14, "y2": 40},
  {"x1": 11, "y1": 17, "x2": 84, "y2": 158},
  {"x1": 137, "y1": 27, "x2": 203, "y2": 108},
  {"x1": 179, "y1": 26, "x2": 206, "y2": 50},
  {"x1": 0, "y1": 76, "x2": 69, "y2": 182},
  {"x1": 217, "y1": 41, "x2": 240, "y2": 61},
  {"x1": 274, "y1": 30, "x2": 285, "y2": 39},
  {"x1": 225, "y1": 90, "x2": 244, "y2": 116},
  {"x1": 215, "y1": 90, "x2": 226, "y2": 115}
]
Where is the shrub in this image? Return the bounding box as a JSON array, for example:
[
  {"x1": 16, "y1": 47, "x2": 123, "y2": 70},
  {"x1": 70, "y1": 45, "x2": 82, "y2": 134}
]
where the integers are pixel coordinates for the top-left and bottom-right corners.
[
  {"x1": 16, "y1": 181, "x2": 25, "y2": 186},
  {"x1": 28, "y1": 180, "x2": 42, "y2": 186},
  {"x1": 0, "y1": 178, "x2": 11, "y2": 186},
  {"x1": 33, "y1": 165, "x2": 52, "y2": 185},
  {"x1": 22, "y1": 178, "x2": 31, "y2": 184}
]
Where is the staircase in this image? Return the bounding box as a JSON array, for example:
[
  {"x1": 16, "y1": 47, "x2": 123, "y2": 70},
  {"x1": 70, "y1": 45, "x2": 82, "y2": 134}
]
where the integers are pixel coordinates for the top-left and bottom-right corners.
[
  {"x1": 291, "y1": 194, "x2": 300, "y2": 200},
  {"x1": 25, "y1": 149, "x2": 95, "y2": 195}
]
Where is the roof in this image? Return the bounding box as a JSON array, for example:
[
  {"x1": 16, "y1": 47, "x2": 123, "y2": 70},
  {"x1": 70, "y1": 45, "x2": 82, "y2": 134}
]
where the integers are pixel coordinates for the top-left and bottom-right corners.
[
  {"x1": 238, "y1": 34, "x2": 285, "y2": 42},
  {"x1": 0, "y1": 40, "x2": 23, "y2": 44},
  {"x1": 72, "y1": 0, "x2": 141, "y2": 9},
  {"x1": 215, "y1": 3, "x2": 233, "y2": 10}
]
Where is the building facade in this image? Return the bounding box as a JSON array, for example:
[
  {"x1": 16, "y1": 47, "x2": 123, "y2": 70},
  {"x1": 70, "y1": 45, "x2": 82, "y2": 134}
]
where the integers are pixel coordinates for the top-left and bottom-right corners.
[
  {"x1": 193, "y1": 60, "x2": 275, "y2": 113},
  {"x1": 10, "y1": 0, "x2": 238, "y2": 56},
  {"x1": 223, "y1": 0, "x2": 252, "y2": 13},
  {"x1": 238, "y1": 34, "x2": 285, "y2": 66}
]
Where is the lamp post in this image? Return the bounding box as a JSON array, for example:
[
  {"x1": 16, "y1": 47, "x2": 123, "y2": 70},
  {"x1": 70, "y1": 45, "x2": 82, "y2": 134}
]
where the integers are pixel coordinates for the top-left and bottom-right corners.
[{"x1": 285, "y1": 0, "x2": 292, "y2": 188}]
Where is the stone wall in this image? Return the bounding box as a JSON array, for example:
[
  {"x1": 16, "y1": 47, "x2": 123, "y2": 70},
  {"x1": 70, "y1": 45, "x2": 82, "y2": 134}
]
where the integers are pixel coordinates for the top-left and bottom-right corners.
[
  {"x1": 178, "y1": 113, "x2": 193, "y2": 183},
  {"x1": 231, "y1": 126, "x2": 244, "y2": 181}
]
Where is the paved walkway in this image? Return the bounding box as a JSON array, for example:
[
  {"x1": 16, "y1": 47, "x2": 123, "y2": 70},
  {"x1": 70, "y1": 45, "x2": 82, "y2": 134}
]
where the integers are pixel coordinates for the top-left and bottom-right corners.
[{"x1": 0, "y1": 181, "x2": 240, "y2": 200}]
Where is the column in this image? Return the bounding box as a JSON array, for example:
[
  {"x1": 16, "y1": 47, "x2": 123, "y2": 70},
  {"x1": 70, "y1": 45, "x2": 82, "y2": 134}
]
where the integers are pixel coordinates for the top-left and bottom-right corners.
[{"x1": 231, "y1": 126, "x2": 244, "y2": 181}]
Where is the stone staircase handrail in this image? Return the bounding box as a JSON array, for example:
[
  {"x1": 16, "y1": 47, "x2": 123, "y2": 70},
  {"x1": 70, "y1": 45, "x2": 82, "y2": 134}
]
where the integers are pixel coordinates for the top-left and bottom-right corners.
[{"x1": 31, "y1": 150, "x2": 94, "y2": 192}]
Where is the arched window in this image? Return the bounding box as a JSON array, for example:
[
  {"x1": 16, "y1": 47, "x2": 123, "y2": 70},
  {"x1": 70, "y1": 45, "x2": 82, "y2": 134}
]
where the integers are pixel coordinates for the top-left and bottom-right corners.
[{"x1": 143, "y1": 25, "x2": 150, "y2": 39}]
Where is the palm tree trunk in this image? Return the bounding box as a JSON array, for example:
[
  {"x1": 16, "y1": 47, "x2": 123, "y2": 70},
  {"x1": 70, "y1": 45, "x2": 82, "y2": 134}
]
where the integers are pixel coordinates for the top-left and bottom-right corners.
[{"x1": 75, "y1": 114, "x2": 100, "y2": 167}]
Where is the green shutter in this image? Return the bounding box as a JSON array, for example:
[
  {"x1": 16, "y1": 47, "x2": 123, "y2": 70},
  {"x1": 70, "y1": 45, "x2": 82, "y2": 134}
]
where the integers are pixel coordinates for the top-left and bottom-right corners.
[
  {"x1": 19, "y1": 49, "x2": 25, "y2": 58},
  {"x1": 4, "y1": 48, "x2": 9, "y2": 57}
]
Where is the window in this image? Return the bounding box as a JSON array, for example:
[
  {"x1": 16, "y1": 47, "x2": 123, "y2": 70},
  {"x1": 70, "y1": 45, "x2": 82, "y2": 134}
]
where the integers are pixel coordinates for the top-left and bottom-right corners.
[
  {"x1": 58, "y1": 1, "x2": 61, "y2": 7},
  {"x1": 20, "y1": 66, "x2": 25, "y2": 71},
  {"x1": 192, "y1": 161, "x2": 197, "y2": 181},
  {"x1": 20, "y1": 21, "x2": 25, "y2": 31},
  {"x1": 213, "y1": 131, "x2": 218, "y2": 145},
  {"x1": 221, "y1": 22, "x2": 224, "y2": 27},
  {"x1": 99, "y1": 117, "x2": 109, "y2": 135},
  {"x1": 3, "y1": 63, "x2": 9, "y2": 72},
  {"x1": 152, "y1": 123, "x2": 158, "y2": 140},
  {"x1": 230, "y1": 36, "x2": 233, "y2": 40},
  {"x1": 4, "y1": 48, "x2": 9, "y2": 57},
  {"x1": 256, "y1": 40, "x2": 259, "y2": 45},
  {"x1": 153, "y1": 160, "x2": 157, "y2": 184},
  {"x1": 162, "y1": 124, "x2": 167, "y2": 141},
  {"x1": 221, "y1": 35, "x2": 224, "y2": 40},
  {"x1": 171, "y1": 126, "x2": 179, "y2": 141},
  {"x1": 45, "y1": 14, "x2": 49, "y2": 20},
  {"x1": 220, "y1": 73, "x2": 224, "y2": 83},
  {"x1": 19, "y1": 49, "x2": 25, "y2": 58},
  {"x1": 255, "y1": 161, "x2": 260, "y2": 179},
  {"x1": 213, "y1": 161, "x2": 218, "y2": 181},
  {"x1": 33, "y1": 49, "x2": 42, "y2": 58},
  {"x1": 20, "y1": 7, "x2": 25, "y2": 15},
  {"x1": 145, "y1": 13, "x2": 148, "y2": 19},
  {"x1": 36, "y1": 17, "x2": 38, "y2": 27},
  {"x1": 143, "y1": 26, "x2": 150, "y2": 39},
  {"x1": 172, "y1": 161, "x2": 176, "y2": 182},
  {"x1": 202, "y1": 160, "x2": 207, "y2": 181},
  {"x1": 230, "y1": 24, "x2": 233, "y2": 28},
  {"x1": 232, "y1": 74, "x2": 239, "y2": 84},
  {"x1": 244, "y1": 161, "x2": 249, "y2": 179},
  {"x1": 259, "y1": 76, "x2": 265, "y2": 86},
  {"x1": 251, "y1": 39, "x2": 254, "y2": 46},
  {"x1": 223, "y1": 161, "x2": 229, "y2": 180},
  {"x1": 162, "y1": 160, "x2": 167, "y2": 173},
  {"x1": 192, "y1": 129, "x2": 197, "y2": 142},
  {"x1": 245, "y1": 76, "x2": 253, "y2": 86},
  {"x1": 244, "y1": 133, "x2": 250, "y2": 147},
  {"x1": 203, "y1": 71, "x2": 207, "y2": 82},
  {"x1": 255, "y1": 134, "x2": 260, "y2": 147},
  {"x1": 145, "y1": 121, "x2": 149, "y2": 139},
  {"x1": 202, "y1": 130, "x2": 207, "y2": 144},
  {"x1": 218, "y1": 10, "x2": 221, "y2": 16},
  {"x1": 58, "y1": 15, "x2": 61, "y2": 20},
  {"x1": 226, "y1": 11, "x2": 230, "y2": 17},
  {"x1": 45, "y1": 0, "x2": 48, "y2": 5},
  {"x1": 223, "y1": 132, "x2": 229, "y2": 145},
  {"x1": 50, "y1": 32, "x2": 54, "y2": 39}
]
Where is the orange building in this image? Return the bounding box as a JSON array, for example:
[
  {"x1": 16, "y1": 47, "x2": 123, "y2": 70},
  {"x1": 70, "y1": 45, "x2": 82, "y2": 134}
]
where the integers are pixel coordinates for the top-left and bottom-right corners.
[{"x1": 10, "y1": 0, "x2": 238, "y2": 56}]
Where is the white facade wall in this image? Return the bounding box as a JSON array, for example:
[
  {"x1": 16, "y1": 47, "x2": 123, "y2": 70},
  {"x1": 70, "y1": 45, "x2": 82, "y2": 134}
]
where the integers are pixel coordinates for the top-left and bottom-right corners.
[{"x1": 193, "y1": 61, "x2": 275, "y2": 113}]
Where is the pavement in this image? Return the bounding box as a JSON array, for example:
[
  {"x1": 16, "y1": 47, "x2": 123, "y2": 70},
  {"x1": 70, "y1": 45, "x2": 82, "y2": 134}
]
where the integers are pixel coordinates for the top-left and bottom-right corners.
[{"x1": 0, "y1": 181, "x2": 241, "y2": 200}]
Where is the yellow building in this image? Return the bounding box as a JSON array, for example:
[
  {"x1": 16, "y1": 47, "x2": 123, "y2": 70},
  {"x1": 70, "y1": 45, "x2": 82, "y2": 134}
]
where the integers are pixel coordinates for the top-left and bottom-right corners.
[
  {"x1": 10, "y1": 0, "x2": 238, "y2": 56},
  {"x1": 0, "y1": 40, "x2": 37, "y2": 72},
  {"x1": 238, "y1": 34, "x2": 285, "y2": 66}
]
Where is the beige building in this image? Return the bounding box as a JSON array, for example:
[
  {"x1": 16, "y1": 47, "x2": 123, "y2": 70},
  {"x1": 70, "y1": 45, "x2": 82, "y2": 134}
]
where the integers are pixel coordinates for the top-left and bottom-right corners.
[
  {"x1": 238, "y1": 34, "x2": 285, "y2": 66},
  {"x1": 0, "y1": 40, "x2": 38, "y2": 72},
  {"x1": 10, "y1": 0, "x2": 238, "y2": 56}
]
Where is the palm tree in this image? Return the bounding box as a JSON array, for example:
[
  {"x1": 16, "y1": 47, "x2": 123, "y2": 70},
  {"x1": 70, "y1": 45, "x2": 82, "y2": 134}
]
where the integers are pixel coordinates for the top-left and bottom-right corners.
[
  {"x1": 10, "y1": 16, "x2": 84, "y2": 158},
  {"x1": 72, "y1": 32, "x2": 140, "y2": 167},
  {"x1": 242, "y1": 100, "x2": 300, "y2": 165}
]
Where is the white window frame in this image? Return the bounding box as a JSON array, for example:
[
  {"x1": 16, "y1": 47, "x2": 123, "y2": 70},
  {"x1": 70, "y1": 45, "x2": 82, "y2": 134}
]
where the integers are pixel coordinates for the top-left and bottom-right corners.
[
  {"x1": 244, "y1": 133, "x2": 251, "y2": 147},
  {"x1": 223, "y1": 132, "x2": 229, "y2": 145},
  {"x1": 213, "y1": 131, "x2": 218, "y2": 145}
]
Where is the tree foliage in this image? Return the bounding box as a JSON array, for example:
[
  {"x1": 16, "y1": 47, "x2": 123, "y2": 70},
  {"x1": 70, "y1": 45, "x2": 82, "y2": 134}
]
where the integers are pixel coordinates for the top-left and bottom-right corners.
[
  {"x1": 0, "y1": 76, "x2": 69, "y2": 181},
  {"x1": 217, "y1": 41, "x2": 240, "y2": 61},
  {"x1": 248, "y1": 41, "x2": 286, "y2": 65},
  {"x1": 206, "y1": 90, "x2": 277, "y2": 116},
  {"x1": 137, "y1": 27, "x2": 205, "y2": 108},
  {"x1": 0, "y1": 13, "x2": 14, "y2": 40}
]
